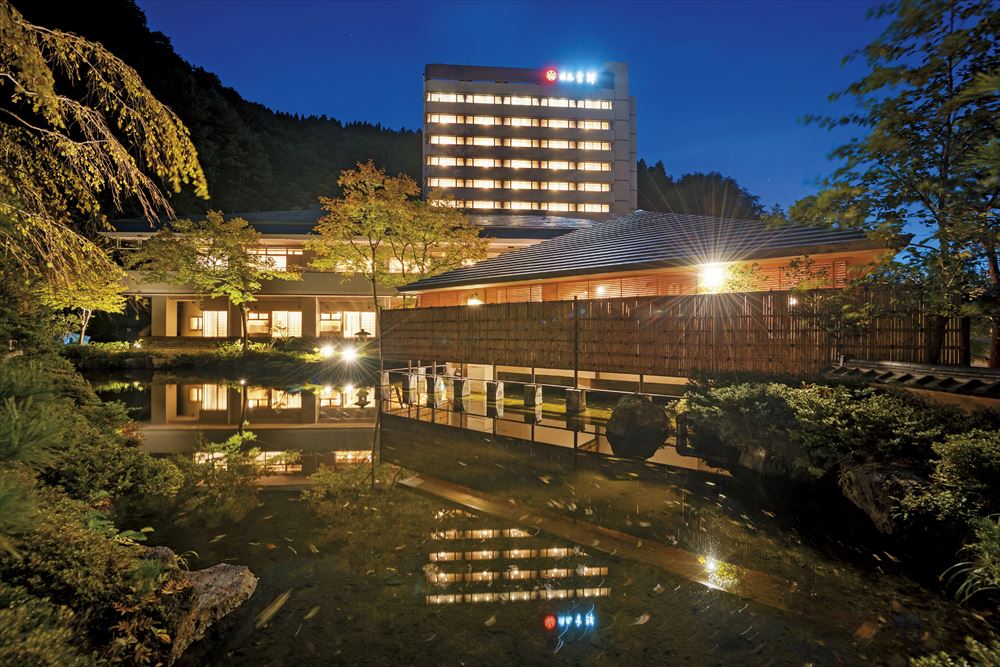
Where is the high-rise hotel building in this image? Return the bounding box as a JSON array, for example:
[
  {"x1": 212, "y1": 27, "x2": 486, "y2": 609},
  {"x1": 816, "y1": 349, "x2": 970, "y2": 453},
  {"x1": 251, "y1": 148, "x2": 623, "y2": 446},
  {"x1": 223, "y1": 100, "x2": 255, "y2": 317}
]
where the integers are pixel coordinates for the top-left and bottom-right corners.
[{"x1": 423, "y1": 62, "x2": 636, "y2": 219}]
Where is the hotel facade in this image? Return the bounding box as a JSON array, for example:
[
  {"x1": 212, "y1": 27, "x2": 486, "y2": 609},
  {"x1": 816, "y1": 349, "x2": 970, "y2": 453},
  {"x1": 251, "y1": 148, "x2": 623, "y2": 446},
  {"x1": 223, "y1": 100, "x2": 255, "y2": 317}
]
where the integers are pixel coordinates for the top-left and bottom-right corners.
[{"x1": 423, "y1": 63, "x2": 636, "y2": 218}]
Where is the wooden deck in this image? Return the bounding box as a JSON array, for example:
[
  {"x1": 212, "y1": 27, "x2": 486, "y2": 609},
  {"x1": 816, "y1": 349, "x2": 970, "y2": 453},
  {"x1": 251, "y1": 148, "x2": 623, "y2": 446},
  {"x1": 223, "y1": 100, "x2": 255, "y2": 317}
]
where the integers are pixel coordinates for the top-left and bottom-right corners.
[{"x1": 382, "y1": 287, "x2": 967, "y2": 377}]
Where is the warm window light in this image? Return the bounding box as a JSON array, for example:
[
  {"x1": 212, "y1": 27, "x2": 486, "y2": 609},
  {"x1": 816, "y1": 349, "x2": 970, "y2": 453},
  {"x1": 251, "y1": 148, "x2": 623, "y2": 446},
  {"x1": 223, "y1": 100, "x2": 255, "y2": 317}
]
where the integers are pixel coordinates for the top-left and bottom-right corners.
[
  {"x1": 319, "y1": 344, "x2": 335, "y2": 359},
  {"x1": 699, "y1": 263, "x2": 728, "y2": 292},
  {"x1": 341, "y1": 346, "x2": 358, "y2": 362},
  {"x1": 788, "y1": 296, "x2": 799, "y2": 307},
  {"x1": 467, "y1": 297, "x2": 483, "y2": 306},
  {"x1": 595, "y1": 286, "x2": 606, "y2": 296}
]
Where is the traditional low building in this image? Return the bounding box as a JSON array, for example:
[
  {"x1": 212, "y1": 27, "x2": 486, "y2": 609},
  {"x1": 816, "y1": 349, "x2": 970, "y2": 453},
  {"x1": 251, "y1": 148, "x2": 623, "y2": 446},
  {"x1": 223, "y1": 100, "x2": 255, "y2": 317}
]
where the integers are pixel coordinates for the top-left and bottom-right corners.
[
  {"x1": 397, "y1": 210, "x2": 898, "y2": 305},
  {"x1": 105, "y1": 211, "x2": 593, "y2": 339}
]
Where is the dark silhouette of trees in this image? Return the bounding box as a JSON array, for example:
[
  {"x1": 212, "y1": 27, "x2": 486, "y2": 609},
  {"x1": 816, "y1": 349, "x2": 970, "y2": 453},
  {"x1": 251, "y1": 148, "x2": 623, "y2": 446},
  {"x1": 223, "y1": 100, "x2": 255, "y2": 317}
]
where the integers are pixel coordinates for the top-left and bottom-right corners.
[{"x1": 637, "y1": 159, "x2": 766, "y2": 220}]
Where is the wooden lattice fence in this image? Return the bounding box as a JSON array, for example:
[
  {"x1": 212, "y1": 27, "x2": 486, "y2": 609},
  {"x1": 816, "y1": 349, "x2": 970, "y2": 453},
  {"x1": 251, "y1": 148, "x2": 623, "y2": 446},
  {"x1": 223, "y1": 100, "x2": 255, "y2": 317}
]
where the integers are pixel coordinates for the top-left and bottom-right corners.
[{"x1": 381, "y1": 287, "x2": 967, "y2": 377}]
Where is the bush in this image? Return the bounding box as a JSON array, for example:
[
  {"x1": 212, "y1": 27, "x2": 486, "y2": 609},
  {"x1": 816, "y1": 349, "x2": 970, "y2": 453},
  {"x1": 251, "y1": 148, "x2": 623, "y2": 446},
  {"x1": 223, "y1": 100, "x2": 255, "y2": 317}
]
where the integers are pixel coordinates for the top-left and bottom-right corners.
[
  {"x1": 910, "y1": 636, "x2": 1000, "y2": 666},
  {"x1": 944, "y1": 515, "x2": 1000, "y2": 604},
  {"x1": 0, "y1": 583, "x2": 93, "y2": 666}
]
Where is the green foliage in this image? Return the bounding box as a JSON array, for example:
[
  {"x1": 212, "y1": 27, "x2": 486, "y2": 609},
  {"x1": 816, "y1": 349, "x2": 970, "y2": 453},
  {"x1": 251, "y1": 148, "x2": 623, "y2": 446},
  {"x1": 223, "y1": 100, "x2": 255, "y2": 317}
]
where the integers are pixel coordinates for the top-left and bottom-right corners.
[
  {"x1": 301, "y1": 462, "x2": 394, "y2": 522},
  {"x1": 637, "y1": 160, "x2": 767, "y2": 219},
  {"x1": 944, "y1": 515, "x2": 1000, "y2": 604},
  {"x1": 911, "y1": 636, "x2": 1000, "y2": 666},
  {"x1": 38, "y1": 266, "x2": 127, "y2": 343},
  {"x1": 0, "y1": 583, "x2": 93, "y2": 666},
  {"x1": 906, "y1": 430, "x2": 1000, "y2": 524}
]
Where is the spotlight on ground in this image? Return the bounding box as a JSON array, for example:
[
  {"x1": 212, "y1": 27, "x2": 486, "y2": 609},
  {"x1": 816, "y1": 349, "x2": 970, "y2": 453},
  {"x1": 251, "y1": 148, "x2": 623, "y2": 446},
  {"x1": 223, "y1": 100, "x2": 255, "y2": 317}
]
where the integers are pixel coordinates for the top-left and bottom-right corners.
[
  {"x1": 341, "y1": 346, "x2": 358, "y2": 362},
  {"x1": 319, "y1": 344, "x2": 335, "y2": 359}
]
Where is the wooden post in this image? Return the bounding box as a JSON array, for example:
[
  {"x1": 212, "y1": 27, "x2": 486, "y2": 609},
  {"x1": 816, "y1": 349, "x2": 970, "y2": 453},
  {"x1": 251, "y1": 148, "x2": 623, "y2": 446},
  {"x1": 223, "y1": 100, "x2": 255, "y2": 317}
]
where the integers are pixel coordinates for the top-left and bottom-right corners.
[{"x1": 573, "y1": 296, "x2": 579, "y2": 389}]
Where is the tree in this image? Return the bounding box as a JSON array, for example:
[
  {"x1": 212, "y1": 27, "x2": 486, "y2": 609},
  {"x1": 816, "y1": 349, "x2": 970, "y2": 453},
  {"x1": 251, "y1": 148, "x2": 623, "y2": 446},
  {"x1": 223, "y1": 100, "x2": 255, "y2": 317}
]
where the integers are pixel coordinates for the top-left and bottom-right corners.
[
  {"x1": 39, "y1": 264, "x2": 126, "y2": 344},
  {"x1": 129, "y1": 211, "x2": 300, "y2": 349},
  {"x1": 0, "y1": 0, "x2": 207, "y2": 291},
  {"x1": 786, "y1": 0, "x2": 1000, "y2": 365},
  {"x1": 637, "y1": 160, "x2": 766, "y2": 219}
]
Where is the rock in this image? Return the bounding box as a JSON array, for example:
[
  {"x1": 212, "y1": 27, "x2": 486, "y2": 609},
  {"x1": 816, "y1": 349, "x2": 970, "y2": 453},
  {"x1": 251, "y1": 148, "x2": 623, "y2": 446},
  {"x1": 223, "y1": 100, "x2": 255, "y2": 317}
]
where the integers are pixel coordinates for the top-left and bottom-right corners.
[
  {"x1": 735, "y1": 446, "x2": 813, "y2": 482},
  {"x1": 143, "y1": 546, "x2": 178, "y2": 569},
  {"x1": 839, "y1": 463, "x2": 926, "y2": 535},
  {"x1": 169, "y1": 563, "x2": 258, "y2": 664},
  {"x1": 606, "y1": 394, "x2": 670, "y2": 459},
  {"x1": 121, "y1": 354, "x2": 153, "y2": 369}
]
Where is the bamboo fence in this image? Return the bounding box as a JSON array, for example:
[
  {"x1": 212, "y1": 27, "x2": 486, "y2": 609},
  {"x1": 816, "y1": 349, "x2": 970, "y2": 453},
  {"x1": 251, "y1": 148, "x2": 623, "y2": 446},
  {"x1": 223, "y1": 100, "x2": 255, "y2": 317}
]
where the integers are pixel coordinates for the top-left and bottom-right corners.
[{"x1": 381, "y1": 287, "x2": 967, "y2": 376}]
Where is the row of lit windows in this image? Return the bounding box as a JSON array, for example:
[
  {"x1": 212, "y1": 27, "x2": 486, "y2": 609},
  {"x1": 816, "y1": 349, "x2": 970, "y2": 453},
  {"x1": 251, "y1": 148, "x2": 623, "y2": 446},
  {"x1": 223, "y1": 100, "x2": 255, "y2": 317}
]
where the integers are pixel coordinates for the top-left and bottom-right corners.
[
  {"x1": 430, "y1": 200, "x2": 610, "y2": 213},
  {"x1": 426, "y1": 114, "x2": 609, "y2": 130},
  {"x1": 427, "y1": 156, "x2": 612, "y2": 171},
  {"x1": 429, "y1": 135, "x2": 610, "y2": 151},
  {"x1": 427, "y1": 178, "x2": 609, "y2": 192},
  {"x1": 426, "y1": 587, "x2": 610, "y2": 605},
  {"x1": 426, "y1": 91, "x2": 613, "y2": 110}
]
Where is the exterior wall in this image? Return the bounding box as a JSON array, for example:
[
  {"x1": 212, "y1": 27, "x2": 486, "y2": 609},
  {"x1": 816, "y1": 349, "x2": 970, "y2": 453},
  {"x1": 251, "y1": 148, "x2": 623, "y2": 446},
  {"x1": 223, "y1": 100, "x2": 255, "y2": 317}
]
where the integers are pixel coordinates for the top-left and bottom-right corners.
[
  {"x1": 413, "y1": 253, "x2": 872, "y2": 307},
  {"x1": 422, "y1": 62, "x2": 636, "y2": 219}
]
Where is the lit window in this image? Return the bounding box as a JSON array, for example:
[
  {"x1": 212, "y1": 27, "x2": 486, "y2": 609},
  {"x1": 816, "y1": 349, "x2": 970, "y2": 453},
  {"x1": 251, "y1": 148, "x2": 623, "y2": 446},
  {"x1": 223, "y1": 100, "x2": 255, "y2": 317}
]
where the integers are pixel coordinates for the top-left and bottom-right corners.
[
  {"x1": 469, "y1": 94, "x2": 498, "y2": 104},
  {"x1": 471, "y1": 179, "x2": 497, "y2": 189},
  {"x1": 543, "y1": 202, "x2": 573, "y2": 212},
  {"x1": 543, "y1": 181, "x2": 572, "y2": 191},
  {"x1": 508, "y1": 117, "x2": 535, "y2": 127},
  {"x1": 508, "y1": 201, "x2": 536, "y2": 210},
  {"x1": 319, "y1": 312, "x2": 342, "y2": 334},
  {"x1": 429, "y1": 135, "x2": 461, "y2": 145},
  {"x1": 578, "y1": 203, "x2": 610, "y2": 213},
  {"x1": 469, "y1": 158, "x2": 499, "y2": 168},
  {"x1": 427, "y1": 156, "x2": 462, "y2": 166},
  {"x1": 470, "y1": 115, "x2": 498, "y2": 125},
  {"x1": 201, "y1": 311, "x2": 228, "y2": 338},
  {"x1": 580, "y1": 99, "x2": 613, "y2": 110},
  {"x1": 468, "y1": 200, "x2": 497, "y2": 209},
  {"x1": 543, "y1": 98, "x2": 571, "y2": 108},
  {"x1": 507, "y1": 138, "x2": 535, "y2": 148},
  {"x1": 578, "y1": 120, "x2": 609, "y2": 130},
  {"x1": 542, "y1": 139, "x2": 572, "y2": 150},
  {"x1": 578, "y1": 161, "x2": 611, "y2": 171},
  {"x1": 429, "y1": 199, "x2": 462, "y2": 207},
  {"x1": 542, "y1": 118, "x2": 572, "y2": 129},
  {"x1": 426, "y1": 92, "x2": 459, "y2": 103},
  {"x1": 507, "y1": 180, "x2": 534, "y2": 190},
  {"x1": 427, "y1": 177, "x2": 461, "y2": 188},
  {"x1": 578, "y1": 141, "x2": 611, "y2": 151},
  {"x1": 189, "y1": 316, "x2": 203, "y2": 331},
  {"x1": 544, "y1": 160, "x2": 572, "y2": 170},
  {"x1": 246, "y1": 311, "x2": 270, "y2": 336},
  {"x1": 271, "y1": 311, "x2": 302, "y2": 338},
  {"x1": 470, "y1": 136, "x2": 500, "y2": 146},
  {"x1": 510, "y1": 96, "x2": 533, "y2": 106},
  {"x1": 427, "y1": 113, "x2": 462, "y2": 124},
  {"x1": 578, "y1": 182, "x2": 610, "y2": 192},
  {"x1": 507, "y1": 159, "x2": 534, "y2": 169},
  {"x1": 343, "y1": 311, "x2": 376, "y2": 337}
]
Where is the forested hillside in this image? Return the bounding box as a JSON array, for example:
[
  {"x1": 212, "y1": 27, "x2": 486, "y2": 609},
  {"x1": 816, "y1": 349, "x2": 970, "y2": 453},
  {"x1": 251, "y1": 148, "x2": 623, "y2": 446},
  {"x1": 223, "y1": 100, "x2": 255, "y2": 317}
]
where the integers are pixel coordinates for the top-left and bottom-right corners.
[{"x1": 17, "y1": 0, "x2": 422, "y2": 214}]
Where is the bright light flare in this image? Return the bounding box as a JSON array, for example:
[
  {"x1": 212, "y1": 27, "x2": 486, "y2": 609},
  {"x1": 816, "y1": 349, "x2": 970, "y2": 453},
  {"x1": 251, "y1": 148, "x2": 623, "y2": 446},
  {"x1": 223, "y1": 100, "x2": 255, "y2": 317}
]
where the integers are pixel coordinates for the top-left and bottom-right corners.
[
  {"x1": 698, "y1": 263, "x2": 728, "y2": 293},
  {"x1": 705, "y1": 557, "x2": 718, "y2": 574},
  {"x1": 319, "y1": 344, "x2": 335, "y2": 359},
  {"x1": 467, "y1": 297, "x2": 483, "y2": 306},
  {"x1": 341, "y1": 346, "x2": 358, "y2": 362}
]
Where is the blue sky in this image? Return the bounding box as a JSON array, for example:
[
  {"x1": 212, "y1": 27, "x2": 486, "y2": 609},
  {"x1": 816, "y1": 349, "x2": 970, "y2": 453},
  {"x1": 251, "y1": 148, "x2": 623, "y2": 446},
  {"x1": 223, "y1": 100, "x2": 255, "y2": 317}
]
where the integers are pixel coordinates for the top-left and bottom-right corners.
[{"x1": 136, "y1": 0, "x2": 887, "y2": 210}]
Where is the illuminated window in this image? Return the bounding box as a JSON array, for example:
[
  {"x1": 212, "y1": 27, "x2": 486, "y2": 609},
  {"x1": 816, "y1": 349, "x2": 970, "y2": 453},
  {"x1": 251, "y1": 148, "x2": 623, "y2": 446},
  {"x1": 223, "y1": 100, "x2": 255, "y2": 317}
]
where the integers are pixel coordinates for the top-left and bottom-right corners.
[
  {"x1": 542, "y1": 139, "x2": 573, "y2": 149},
  {"x1": 509, "y1": 95, "x2": 533, "y2": 106},
  {"x1": 271, "y1": 311, "x2": 302, "y2": 338},
  {"x1": 580, "y1": 99, "x2": 613, "y2": 110},
  {"x1": 578, "y1": 203, "x2": 610, "y2": 213},
  {"x1": 507, "y1": 138, "x2": 535, "y2": 148},
  {"x1": 506, "y1": 159, "x2": 535, "y2": 169},
  {"x1": 426, "y1": 92, "x2": 459, "y2": 103},
  {"x1": 469, "y1": 94, "x2": 499, "y2": 104},
  {"x1": 427, "y1": 156, "x2": 463, "y2": 166},
  {"x1": 246, "y1": 387, "x2": 269, "y2": 409},
  {"x1": 189, "y1": 316, "x2": 203, "y2": 331},
  {"x1": 342, "y1": 311, "x2": 376, "y2": 337},
  {"x1": 196, "y1": 384, "x2": 228, "y2": 410},
  {"x1": 508, "y1": 201, "x2": 536, "y2": 210},
  {"x1": 429, "y1": 135, "x2": 461, "y2": 145},
  {"x1": 188, "y1": 386, "x2": 202, "y2": 402},
  {"x1": 578, "y1": 120, "x2": 610, "y2": 130},
  {"x1": 426, "y1": 113, "x2": 462, "y2": 124},
  {"x1": 246, "y1": 311, "x2": 270, "y2": 336},
  {"x1": 542, "y1": 118, "x2": 572, "y2": 129},
  {"x1": 542, "y1": 98, "x2": 571, "y2": 108},
  {"x1": 542, "y1": 181, "x2": 571, "y2": 191},
  {"x1": 471, "y1": 179, "x2": 499, "y2": 189},
  {"x1": 578, "y1": 182, "x2": 610, "y2": 192},
  {"x1": 578, "y1": 141, "x2": 611, "y2": 151},
  {"x1": 543, "y1": 202, "x2": 573, "y2": 212},
  {"x1": 469, "y1": 158, "x2": 500, "y2": 167},
  {"x1": 427, "y1": 177, "x2": 461, "y2": 188},
  {"x1": 201, "y1": 310, "x2": 228, "y2": 337},
  {"x1": 543, "y1": 160, "x2": 573, "y2": 170},
  {"x1": 507, "y1": 180, "x2": 535, "y2": 190},
  {"x1": 470, "y1": 115, "x2": 499, "y2": 125},
  {"x1": 429, "y1": 199, "x2": 462, "y2": 207},
  {"x1": 271, "y1": 390, "x2": 302, "y2": 410},
  {"x1": 578, "y1": 161, "x2": 611, "y2": 171},
  {"x1": 468, "y1": 200, "x2": 497, "y2": 209},
  {"x1": 319, "y1": 312, "x2": 341, "y2": 334},
  {"x1": 470, "y1": 136, "x2": 500, "y2": 146},
  {"x1": 507, "y1": 117, "x2": 536, "y2": 127}
]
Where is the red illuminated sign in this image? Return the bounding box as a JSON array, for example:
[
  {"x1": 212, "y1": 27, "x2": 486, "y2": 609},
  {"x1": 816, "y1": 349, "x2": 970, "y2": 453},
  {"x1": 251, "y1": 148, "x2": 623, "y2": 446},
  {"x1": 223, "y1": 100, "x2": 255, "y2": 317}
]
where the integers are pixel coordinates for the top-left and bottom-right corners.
[
  {"x1": 543, "y1": 614, "x2": 557, "y2": 631},
  {"x1": 543, "y1": 68, "x2": 558, "y2": 83}
]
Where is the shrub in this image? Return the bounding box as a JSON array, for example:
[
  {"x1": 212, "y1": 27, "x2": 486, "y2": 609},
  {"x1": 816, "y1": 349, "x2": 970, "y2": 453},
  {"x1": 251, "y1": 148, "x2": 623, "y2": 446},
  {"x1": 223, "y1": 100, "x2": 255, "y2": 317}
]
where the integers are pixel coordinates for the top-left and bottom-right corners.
[
  {"x1": 944, "y1": 515, "x2": 1000, "y2": 604},
  {"x1": 910, "y1": 636, "x2": 1000, "y2": 666},
  {"x1": 0, "y1": 583, "x2": 93, "y2": 667}
]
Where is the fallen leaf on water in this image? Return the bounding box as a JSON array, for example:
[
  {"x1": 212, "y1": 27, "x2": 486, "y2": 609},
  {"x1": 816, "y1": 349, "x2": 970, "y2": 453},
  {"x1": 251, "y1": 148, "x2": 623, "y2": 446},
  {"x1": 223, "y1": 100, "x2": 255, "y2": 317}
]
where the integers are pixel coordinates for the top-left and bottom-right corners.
[
  {"x1": 653, "y1": 584, "x2": 664, "y2": 594},
  {"x1": 308, "y1": 544, "x2": 319, "y2": 554},
  {"x1": 457, "y1": 460, "x2": 467, "y2": 466},
  {"x1": 266, "y1": 543, "x2": 278, "y2": 551},
  {"x1": 304, "y1": 606, "x2": 320, "y2": 621},
  {"x1": 484, "y1": 615, "x2": 497, "y2": 627},
  {"x1": 538, "y1": 475, "x2": 552, "y2": 485},
  {"x1": 283, "y1": 537, "x2": 294, "y2": 542},
  {"x1": 287, "y1": 546, "x2": 297, "y2": 554},
  {"x1": 249, "y1": 541, "x2": 260, "y2": 546},
  {"x1": 255, "y1": 590, "x2": 292, "y2": 628},
  {"x1": 262, "y1": 514, "x2": 274, "y2": 520},
  {"x1": 209, "y1": 534, "x2": 226, "y2": 543},
  {"x1": 632, "y1": 613, "x2": 651, "y2": 626},
  {"x1": 638, "y1": 521, "x2": 651, "y2": 528},
  {"x1": 854, "y1": 620, "x2": 879, "y2": 640},
  {"x1": 393, "y1": 545, "x2": 406, "y2": 551}
]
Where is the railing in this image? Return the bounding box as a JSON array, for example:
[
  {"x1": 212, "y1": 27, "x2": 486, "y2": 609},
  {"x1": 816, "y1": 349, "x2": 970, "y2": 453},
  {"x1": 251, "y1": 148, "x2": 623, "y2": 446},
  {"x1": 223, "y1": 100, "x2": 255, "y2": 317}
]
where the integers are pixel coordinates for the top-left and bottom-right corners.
[{"x1": 381, "y1": 287, "x2": 968, "y2": 377}]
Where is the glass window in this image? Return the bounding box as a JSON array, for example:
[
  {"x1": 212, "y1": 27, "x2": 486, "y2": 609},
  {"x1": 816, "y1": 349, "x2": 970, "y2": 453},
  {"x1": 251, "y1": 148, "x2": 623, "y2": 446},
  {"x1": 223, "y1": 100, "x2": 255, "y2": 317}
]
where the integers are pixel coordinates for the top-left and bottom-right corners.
[
  {"x1": 198, "y1": 384, "x2": 228, "y2": 410},
  {"x1": 507, "y1": 180, "x2": 534, "y2": 190},
  {"x1": 507, "y1": 159, "x2": 534, "y2": 169},
  {"x1": 427, "y1": 156, "x2": 462, "y2": 166},
  {"x1": 578, "y1": 141, "x2": 611, "y2": 151},
  {"x1": 471, "y1": 179, "x2": 497, "y2": 189},
  {"x1": 469, "y1": 158, "x2": 499, "y2": 168},
  {"x1": 543, "y1": 202, "x2": 573, "y2": 212},
  {"x1": 202, "y1": 310, "x2": 228, "y2": 337},
  {"x1": 578, "y1": 203, "x2": 610, "y2": 213},
  {"x1": 429, "y1": 135, "x2": 461, "y2": 145},
  {"x1": 508, "y1": 117, "x2": 535, "y2": 127},
  {"x1": 507, "y1": 138, "x2": 534, "y2": 148},
  {"x1": 470, "y1": 136, "x2": 499, "y2": 146},
  {"x1": 509, "y1": 96, "x2": 533, "y2": 106},
  {"x1": 343, "y1": 311, "x2": 376, "y2": 337},
  {"x1": 578, "y1": 120, "x2": 609, "y2": 130},
  {"x1": 189, "y1": 316, "x2": 203, "y2": 331},
  {"x1": 544, "y1": 160, "x2": 572, "y2": 170},
  {"x1": 427, "y1": 113, "x2": 461, "y2": 124},
  {"x1": 578, "y1": 161, "x2": 611, "y2": 171},
  {"x1": 246, "y1": 311, "x2": 270, "y2": 336},
  {"x1": 579, "y1": 182, "x2": 610, "y2": 192},
  {"x1": 271, "y1": 311, "x2": 302, "y2": 338},
  {"x1": 470, "y1": 115, "x2": 498, "y2": 125},
  {"x1": 319, "y1": 312, "x2": 342, "y2": 334},
  {"x1": 508, "y1": 201, "x2": 536, "y2": 210},
  {"x1": 543, "y1": 182, "x2": 571, "y2": 191},
  {"x1": 427, "y1": 177, "x2": 460, "y2": 188},
  {"x1": 426, "y1": 92, "x2": 459, "y2": 103},
  {"x1": 542, "y1": 139, "x2": 572, "y2": 150}
]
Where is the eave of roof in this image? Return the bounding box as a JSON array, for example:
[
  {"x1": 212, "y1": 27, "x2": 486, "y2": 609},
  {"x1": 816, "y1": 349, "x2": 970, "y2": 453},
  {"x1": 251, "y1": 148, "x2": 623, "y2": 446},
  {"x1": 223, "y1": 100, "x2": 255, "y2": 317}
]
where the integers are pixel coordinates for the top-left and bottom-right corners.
[{"x1": 398, "y1": 210, "x2": 897, "y2": 293}]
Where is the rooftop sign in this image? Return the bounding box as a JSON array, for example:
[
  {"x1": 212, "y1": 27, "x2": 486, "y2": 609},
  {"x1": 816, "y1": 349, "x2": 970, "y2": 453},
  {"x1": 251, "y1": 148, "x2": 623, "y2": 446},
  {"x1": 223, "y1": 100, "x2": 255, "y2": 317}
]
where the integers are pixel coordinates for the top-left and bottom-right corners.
[{"x1": 542, "y1": 67, "x2": 598, "y2": 85}]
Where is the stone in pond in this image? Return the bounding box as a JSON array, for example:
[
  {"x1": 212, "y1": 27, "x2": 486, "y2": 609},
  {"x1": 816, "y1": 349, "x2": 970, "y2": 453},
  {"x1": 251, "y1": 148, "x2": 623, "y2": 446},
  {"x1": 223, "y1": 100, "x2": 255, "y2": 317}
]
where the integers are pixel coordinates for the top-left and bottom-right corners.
[{"x1": 606, "y1": 394, "x2": 670, "y2": 459}]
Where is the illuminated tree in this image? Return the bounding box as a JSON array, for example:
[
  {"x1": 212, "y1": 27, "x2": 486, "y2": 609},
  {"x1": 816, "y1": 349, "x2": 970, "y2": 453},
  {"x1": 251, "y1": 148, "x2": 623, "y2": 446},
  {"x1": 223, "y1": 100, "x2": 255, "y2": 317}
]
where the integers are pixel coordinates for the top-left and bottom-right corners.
[
  {"x1": 39, "y1": 264, "x2": 126, "y2": 344},
  {"x1": 787, "y1": 0, "x2": 1000, "y2": 364},
  {"x1": 0, "y1": 0, "x2": 207, "y2": 292},
  {"x1": 130, "y1": 211, "x2": 300, "y2": 349}
]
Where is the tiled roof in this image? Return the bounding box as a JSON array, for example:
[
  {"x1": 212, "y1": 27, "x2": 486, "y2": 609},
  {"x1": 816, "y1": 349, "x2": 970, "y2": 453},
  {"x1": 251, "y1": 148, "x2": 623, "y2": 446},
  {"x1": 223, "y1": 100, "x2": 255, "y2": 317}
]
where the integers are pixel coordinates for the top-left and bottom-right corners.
[
  {"x1": 106, "y1": 211, "x2": 591, "y2": 240},
  {"x1": 399, "y1": 210, "x2": 887, "y2": 292}
]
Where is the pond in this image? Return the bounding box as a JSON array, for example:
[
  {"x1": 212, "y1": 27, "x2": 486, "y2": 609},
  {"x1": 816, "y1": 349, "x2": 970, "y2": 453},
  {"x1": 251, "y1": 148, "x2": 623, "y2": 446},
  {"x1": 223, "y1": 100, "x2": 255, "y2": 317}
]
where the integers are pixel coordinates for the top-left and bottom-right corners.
[{"x1": 92, "y1": 374, "x2": 984, "y2": 666}]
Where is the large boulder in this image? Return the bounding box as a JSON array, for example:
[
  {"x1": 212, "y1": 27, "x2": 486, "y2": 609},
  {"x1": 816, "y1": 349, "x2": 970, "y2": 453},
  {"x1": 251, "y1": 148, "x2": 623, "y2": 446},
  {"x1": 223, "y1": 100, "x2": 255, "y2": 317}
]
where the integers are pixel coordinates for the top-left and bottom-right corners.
[
  {"x1": 839, "y1": 463, "x2": 926, "y2": 535},
  {"x1": 606, "y1": 394, "x2": 670, "y2": 459},
  {"x1": 168, "y1": 562, "x2": 258, "y2": 664}
]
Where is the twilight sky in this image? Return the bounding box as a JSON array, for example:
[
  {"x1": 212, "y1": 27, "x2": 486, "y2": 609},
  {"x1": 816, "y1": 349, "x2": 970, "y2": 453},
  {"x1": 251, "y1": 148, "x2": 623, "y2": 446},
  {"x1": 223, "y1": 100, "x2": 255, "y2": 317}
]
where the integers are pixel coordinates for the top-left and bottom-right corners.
[{"x1": 136, "y1": 0, "x2": 886, "y2": 210}]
